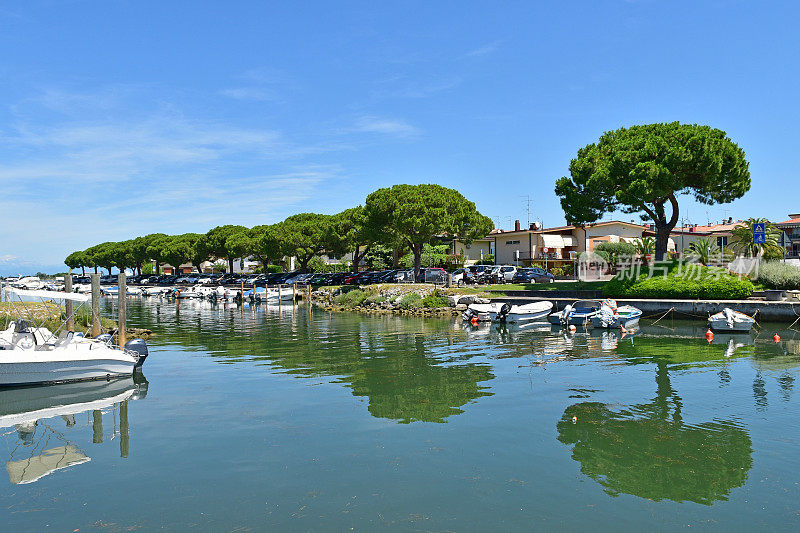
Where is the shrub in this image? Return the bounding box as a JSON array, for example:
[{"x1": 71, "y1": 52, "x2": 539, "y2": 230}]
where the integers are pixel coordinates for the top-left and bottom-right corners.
[
  {"x1": 594, "y1": 242, "x2": 636, "y2": 264},
  {"x1": 365, "y1": 294, "x2": 387, "y2": 305},
  {"x1": 550, "y1": 267, "x2": 564, "y2": 276},
  {"x1": 333, "y1": 289, "x2": 369, "y2": 307},
  {"x1": 756, "y1": 261, "x2": 800, "y2": 290},
  {"x1": 603, "y1": 261, "x2": 754, "y2": 300},
  {"x1": 422, "y1": 291, "x2": 451, "y2": 308},
  {"x1": 266, "y1": 264, "x2": 284, "y2": 273},
  {"x1": 398, "y1": 293, "x2": 423, "y2": 309}
]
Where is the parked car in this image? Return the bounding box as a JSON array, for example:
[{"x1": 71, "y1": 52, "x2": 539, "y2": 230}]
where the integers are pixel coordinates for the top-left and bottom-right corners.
[
  {"x1": 417, "y1": 267, "x2": 447, "y2": 283},
  {"x1": 465, "y1": 265, "x2": 492, "y2": 284},
  {"x1": 512, "y1": 267, "x2": 555, "y2": 284}
]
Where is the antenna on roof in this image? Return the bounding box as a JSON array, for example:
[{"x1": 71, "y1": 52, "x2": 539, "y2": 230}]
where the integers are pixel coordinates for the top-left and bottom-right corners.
[{"x1": 521, "y1": 195, "x2": 532, "y2": 227}]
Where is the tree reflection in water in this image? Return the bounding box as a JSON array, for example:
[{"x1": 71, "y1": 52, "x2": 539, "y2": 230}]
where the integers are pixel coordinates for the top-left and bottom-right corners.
[{"x1": 557, "y1": 364, "x2": 752, "y2": 505}]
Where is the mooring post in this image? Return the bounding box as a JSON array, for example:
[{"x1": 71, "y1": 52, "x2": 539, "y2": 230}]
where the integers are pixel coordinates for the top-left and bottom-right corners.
[
  {"x1": 278, "y1": 284, "x2": 282, "y2": 306},
  {"x1": 65, "y1": 269, "x2": 74, "y2": 331},
  {"x1": 91, "y1": 273, "x2": 101, "y2": 337},
  {"x1": 118, "y1": 272, "x2": 127, "y2": 346}
]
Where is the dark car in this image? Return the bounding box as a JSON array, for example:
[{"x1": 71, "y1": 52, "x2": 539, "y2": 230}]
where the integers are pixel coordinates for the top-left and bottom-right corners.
[{"x1": 511, "y1": 267, "x2": 555, "y2": 284}]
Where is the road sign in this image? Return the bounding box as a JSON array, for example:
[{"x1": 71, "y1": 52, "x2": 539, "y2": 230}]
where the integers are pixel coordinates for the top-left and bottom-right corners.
[
  {"x1": 753, "y1": 222, "x2": 766, "y2": 244},
  {"x1": 543, "y1": 247, "x2": 549, "y2": 253}
]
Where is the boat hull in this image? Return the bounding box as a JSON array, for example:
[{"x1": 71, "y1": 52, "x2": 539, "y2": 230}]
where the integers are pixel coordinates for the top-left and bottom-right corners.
[{"x1": 0, "y1": 359, "x2": 135, "y2": 387}]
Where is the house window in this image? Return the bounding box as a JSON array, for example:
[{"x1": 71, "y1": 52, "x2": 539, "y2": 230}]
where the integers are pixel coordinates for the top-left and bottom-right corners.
[
  {"x1": 506, "y1": 240, "x2": 520, "y2": 245},
  {"x1": 717, "y1": 236, "x2": 728, "y2": 247}
]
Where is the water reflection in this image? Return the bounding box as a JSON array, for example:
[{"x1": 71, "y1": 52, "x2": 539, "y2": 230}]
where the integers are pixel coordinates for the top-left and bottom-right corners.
[
  {"x1": 0, "y1": 376, "x2": 148, "y2": 485},
  {"x1": 557, "y1": 364, "x2": 753, "y2": 505},
  {"x1": 123, "y1": 299, "x2": 495, "y2": 423}
]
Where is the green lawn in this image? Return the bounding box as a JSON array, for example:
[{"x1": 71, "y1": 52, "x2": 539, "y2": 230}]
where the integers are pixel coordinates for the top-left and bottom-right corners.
[{"x1": 449, "y1": 281, "x2": 606, "y2": 294}]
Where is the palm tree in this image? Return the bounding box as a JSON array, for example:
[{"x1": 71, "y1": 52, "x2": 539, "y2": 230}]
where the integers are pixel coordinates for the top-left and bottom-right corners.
[
  {"x1": 688, "y1": 237, "x2": 720, "y2": 266},
  {"x1": 634, "y1": 237, "x2": 655, "y2": 264},
  {"x1": 729, "y1": 218, "x2": 782, "y2": 258}
]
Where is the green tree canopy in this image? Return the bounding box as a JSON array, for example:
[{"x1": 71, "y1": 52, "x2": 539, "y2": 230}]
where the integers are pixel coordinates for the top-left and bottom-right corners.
[
  {"x1": 64, "y1": 250, "x2": 91, "y2": 275},
  {"x1": 159, "y1": 233, "x2": 209, "y2": 273},
  {"x1": 329, "y1": 206, "x2": 377, "y2": 273},
  {"x1": 555, "y1": 123, "x2": 751, "y2": 260},
  {"x1": 364, "y1": 184, "x2": 493, "y2": 280},
  {"x1": 272, "y1": 213, "x2": 335, "y2": 272},
  {"x1": 206, "y1": 225, "x2": 247, "y2": 273}
]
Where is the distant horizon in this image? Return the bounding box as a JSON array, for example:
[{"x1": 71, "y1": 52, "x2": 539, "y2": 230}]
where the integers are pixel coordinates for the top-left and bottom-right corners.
[{"x1": 2, "y1": 1, "x2": 798, "y2": 275}]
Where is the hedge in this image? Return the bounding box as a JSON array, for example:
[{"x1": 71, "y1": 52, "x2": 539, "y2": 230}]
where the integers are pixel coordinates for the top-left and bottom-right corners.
[{"x1": 603, "y1": 262, "x2": 754, "y2": 300}]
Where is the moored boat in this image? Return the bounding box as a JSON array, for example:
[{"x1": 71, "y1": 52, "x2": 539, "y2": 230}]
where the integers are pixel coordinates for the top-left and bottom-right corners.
[
  {"x1": 708, "y1": 308, "x2": 755, "y2": 332},
  {"x1": 0, "y1": 288, "x2": 148, "y2": 387},
  {"x1": 489, "y1": 301, "x2": 553, "y2": 324},
  {"x1": 549, "y1": 300, "x2": 602, "y2": 326},
  {"x1": 590, "y1": 299, "x2": 642, "y2": 328}
]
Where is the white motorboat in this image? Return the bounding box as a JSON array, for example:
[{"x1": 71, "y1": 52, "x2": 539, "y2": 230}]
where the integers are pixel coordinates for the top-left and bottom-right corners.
[
  {"x1": 549, "y1": 300, "x2": 603, "y2": 326},
  {"x1": 489, "y1": 301, "x2": 553, "y2": 324},
  {"x1": 462, "y1": 303, "x2": 498, "y2": 322},
  {"x1": 143, "y1": 286, "x2": 170, "y2": 297},
  {"x1": 101, "y1": 285, "x2": 119, "y2": 296},
  {"x1": 708, "y1": 308, "x2": 755, "y2": 332},
  {"x1": 590, "y1": 299, "x2": 643, "y2": 329},
  {"x1": 252, "y1": 286, "x2": 297, "y2": 302},
  {"x1": 0, "y1": 288, "x2": 148, "y2": 387}
]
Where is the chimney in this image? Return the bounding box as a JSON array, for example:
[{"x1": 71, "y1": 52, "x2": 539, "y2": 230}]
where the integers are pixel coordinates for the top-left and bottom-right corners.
[
  {"x1": 689, "y1": 226, "x2": 695, "y2": 233},
  {"x1": 514, "y1": 220, "x2": 521, "y2": 232},
  {"x1": 728, "y1": 217, "x2": 733, "y2": 224},
  {"x1": 529, "y1": 222, "x2": 536, "y2": 230}
]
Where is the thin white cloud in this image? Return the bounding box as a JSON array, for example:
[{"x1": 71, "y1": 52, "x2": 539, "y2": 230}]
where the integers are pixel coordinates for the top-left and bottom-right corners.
[
  {"x1": 220, "y1": 87, "x2": 277, "y2": 101},
  {"x1": 0, "y1": 86, "x2": 345, "y2": 265},
  {"x1": 352, "y1": 116, "x2": 421, "y2": 138},
  {"x1": 463, "y1": 40, "x2": 502, "y2": 58}
]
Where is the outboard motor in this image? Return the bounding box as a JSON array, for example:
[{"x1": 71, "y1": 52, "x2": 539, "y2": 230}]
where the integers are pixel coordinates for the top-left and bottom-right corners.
[
  {"x1": 124, "y1": 338, "x2": 149, "y2": 370},
  {"x1": 496, "y1": 303, "x2": 512, "y2": 323},
  {"x1": 561, "y1": 304, "x2": 574, "y2": 325},
  {"x1": 95, "y1": 333, "x2": 113, "y2": 345},
  {"x1": 14, "y1": 320, "x2": 31, "y2": 333},
  {"x1": 462, "y1": 308, "x2": 477, "y2": 322}
]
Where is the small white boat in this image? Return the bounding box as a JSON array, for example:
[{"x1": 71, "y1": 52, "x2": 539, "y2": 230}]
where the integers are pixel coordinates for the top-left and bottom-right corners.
[
  {"x1": 462, "y1": 303, "x2": 498, "y2": 322},
  {"x1": 0, "y1": 288, "x2": 148, "y2": 386},
  {"x1": 101, "y1": 285, "x2": 119, "y2": 296},
  {"x1": 489, "y1": 301, "x2": 553, "y2": 324},
  {"x1": 590, "y1": 299, "x2": 642, "y2": 329},
  {"x1": 708, "y1": 308, "x2": 755, "y2": 332},
  {"x1": 549, "y1": 300, "x2": 602, "y2": 327}
]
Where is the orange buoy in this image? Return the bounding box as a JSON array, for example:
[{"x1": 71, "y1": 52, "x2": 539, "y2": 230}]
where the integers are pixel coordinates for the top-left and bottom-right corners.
[
  {"x1": 470, "y1": 316, "x2": 478, "y2": 326},
  {"x1": 774, "y1": 334, "x2": 781, "y2": 343},
  {"x1": 705, "y1": 329, "x2": 714, "y2": 343},
  {"x1": 568, "y1": 325, "x2": 577, "y2": 333}
]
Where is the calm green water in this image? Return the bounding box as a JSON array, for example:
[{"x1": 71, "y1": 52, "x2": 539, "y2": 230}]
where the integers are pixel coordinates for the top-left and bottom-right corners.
[{"x1": 2, "y1": 298, "x2": 800, "y2": 531}]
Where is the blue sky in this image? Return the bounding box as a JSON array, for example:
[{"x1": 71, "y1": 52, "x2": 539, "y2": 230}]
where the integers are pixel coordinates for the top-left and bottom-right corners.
[{"x1": 1, "y1": 0, "x2": 798, "y2": 274}]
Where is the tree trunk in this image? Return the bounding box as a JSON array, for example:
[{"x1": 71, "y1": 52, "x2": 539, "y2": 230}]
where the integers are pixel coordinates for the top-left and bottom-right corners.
[
  {"x1": 352, "y1": 244, "x2": 361, "y2": 273},
  {"x1": 651, "y1": 194, "x2": 680, "y2": 261},
  {"x1": 81, "y1": 266, "x2": 86, "y2": 275},
  {"x1": 94, "y1": 266, "x2": 98, "y2": 274},
  {"x1": 413, "y1": 243, "x2": 423, "y2": 282},
  {"x1": 393, "y1": 248, "x2": 401, "y2": 268},
  {"x1": 654, "y1": 223, "x2": 671, "y2": 261},
  {"x1": 228, "y1": 256, "x2": 234, "y2": 274}
]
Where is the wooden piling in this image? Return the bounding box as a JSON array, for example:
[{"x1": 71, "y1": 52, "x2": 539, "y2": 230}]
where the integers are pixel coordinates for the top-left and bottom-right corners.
[
  {"x1": 91, "y1": 273, "x2": 101, "y2": 337},
  {"x1": 118, "y1": 272, "x2": 127, "y2": 346},
  {"x1": 65, "y1": 270, "x2": 74, "y2": 331},
  {"x1": 278, "y1": 284, "x2": 282, "y2": 306}
]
